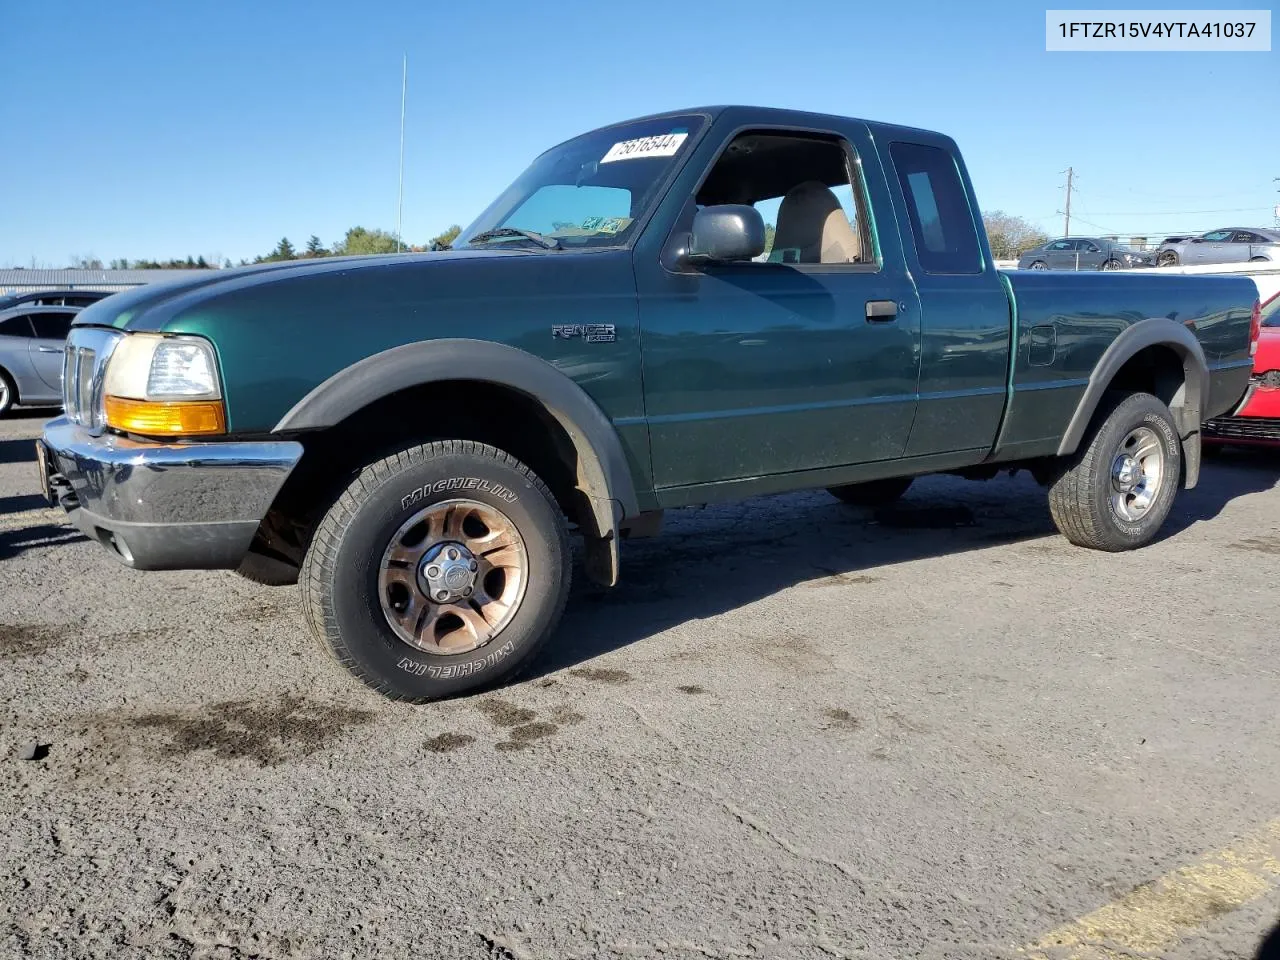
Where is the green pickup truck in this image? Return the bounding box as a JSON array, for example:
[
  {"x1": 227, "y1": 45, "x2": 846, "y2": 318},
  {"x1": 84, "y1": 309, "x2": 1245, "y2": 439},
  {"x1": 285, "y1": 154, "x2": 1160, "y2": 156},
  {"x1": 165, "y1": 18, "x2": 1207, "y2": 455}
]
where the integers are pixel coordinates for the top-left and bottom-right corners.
[{"x1": 40, "y1": 105, "x2": 1260, "y2": 701}]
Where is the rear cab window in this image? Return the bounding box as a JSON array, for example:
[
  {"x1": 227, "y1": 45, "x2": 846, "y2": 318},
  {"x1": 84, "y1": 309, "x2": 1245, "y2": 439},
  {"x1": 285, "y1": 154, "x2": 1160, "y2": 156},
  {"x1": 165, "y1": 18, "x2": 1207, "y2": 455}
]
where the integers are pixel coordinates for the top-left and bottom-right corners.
[{"x1": 888, "y1": 142, "x2": 984, "y2": 274}]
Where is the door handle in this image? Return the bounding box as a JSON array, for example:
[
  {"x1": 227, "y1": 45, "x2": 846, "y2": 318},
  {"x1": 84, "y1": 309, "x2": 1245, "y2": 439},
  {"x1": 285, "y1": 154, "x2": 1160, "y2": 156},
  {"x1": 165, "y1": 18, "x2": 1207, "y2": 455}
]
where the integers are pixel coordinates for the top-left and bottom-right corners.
[
  {"x1": 865, "y1": 300, "x2": 898, "y2": 322},
  {"x1": 36, "y1": 346, "x2": 61, "y2": 353}
]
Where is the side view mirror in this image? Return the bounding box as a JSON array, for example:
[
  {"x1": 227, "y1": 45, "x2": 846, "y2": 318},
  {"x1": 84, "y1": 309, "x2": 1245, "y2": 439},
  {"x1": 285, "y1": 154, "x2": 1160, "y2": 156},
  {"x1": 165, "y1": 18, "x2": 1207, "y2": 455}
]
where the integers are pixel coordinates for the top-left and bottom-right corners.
[{"x1": 688, "y1": 205, "x2": 765, "y2": 263}]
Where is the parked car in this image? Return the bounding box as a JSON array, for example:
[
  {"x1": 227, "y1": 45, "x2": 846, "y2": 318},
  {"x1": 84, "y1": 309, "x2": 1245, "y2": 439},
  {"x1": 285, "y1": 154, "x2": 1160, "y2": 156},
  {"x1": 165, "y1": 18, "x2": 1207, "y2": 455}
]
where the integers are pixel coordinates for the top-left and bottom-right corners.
[
  {"x1": 1018, "y1": 237, "x2": 1154, "y2": 271},
  {"x1": 0, "y1": 304, "x2": 80, "y2": 415},
  {"x1": 1155, "y1": 228, "x2": 1280, "y2": 267},
  {"x1": 0, "y1": 289, "x2": 114, "y2": 310},
  {"x1": 1203, "y1": 290, "x2": 1280, "y2": 447},
  {"x1": 39, "y1": 104, "x2": 1258, "y2": 702}
]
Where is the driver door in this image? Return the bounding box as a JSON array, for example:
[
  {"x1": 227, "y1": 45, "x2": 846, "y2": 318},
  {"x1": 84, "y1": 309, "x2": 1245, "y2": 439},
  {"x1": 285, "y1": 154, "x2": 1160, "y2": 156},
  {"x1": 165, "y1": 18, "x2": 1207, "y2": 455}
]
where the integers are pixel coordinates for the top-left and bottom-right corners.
[
  {"x1": 26, "y1": 308, "x2": 76, "y2": 392},
  {"x1": 634, "y1": 124, "x2": 921, "y2": 490}
]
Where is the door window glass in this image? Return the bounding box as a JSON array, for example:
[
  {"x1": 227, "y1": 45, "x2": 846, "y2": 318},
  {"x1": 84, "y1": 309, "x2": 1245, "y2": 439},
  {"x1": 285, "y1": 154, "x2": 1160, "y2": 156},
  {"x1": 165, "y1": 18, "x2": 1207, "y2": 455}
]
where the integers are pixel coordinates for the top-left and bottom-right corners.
[
  {"x1": 0, "y1": 315, "x2": 34, "y2": 337},
  {"x1": 30, "y1": 312, "x2": 75, "y2": 340},
  {"x1": 694, "y1": 131, "x2": 872, "y2": 266}
]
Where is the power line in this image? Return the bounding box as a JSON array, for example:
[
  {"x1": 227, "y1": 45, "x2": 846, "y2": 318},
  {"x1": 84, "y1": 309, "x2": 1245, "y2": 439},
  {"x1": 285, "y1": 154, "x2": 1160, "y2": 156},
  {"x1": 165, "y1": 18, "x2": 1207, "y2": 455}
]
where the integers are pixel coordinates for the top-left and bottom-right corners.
[{"x1": 1065, "y1": 206, "x2": 1270, "y2": 217}]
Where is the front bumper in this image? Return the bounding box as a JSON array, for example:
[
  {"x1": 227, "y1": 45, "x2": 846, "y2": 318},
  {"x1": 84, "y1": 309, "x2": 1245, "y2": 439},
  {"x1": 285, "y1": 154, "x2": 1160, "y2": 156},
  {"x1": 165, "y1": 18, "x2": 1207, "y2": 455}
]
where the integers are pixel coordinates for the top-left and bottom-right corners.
[{"x1": 40, "y1": 416, "x2": 303, "y2": 570}]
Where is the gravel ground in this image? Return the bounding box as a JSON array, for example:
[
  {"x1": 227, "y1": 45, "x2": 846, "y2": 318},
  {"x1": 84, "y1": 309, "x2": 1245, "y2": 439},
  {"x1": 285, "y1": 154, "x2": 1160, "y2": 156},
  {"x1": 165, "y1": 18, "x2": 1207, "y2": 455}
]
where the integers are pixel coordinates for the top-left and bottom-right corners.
[{"x1": 2, "y1": 408, "x2": 1279, "y2": 960}]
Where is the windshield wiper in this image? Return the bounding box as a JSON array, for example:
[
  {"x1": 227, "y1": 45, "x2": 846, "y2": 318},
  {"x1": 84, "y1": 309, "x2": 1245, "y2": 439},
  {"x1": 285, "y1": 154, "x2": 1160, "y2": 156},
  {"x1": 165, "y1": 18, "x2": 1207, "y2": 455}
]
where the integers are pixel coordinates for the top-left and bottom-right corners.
[{"x1": 467, "y1": 227, "x2": 560, "y2": 250}]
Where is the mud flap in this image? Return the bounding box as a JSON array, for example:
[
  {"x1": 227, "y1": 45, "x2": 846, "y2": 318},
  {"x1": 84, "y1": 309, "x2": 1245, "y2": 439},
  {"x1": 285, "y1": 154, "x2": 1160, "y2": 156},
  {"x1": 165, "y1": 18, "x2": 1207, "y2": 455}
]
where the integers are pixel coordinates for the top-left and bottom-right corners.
[
  {"x1": 582, "y1": 496, "x2": 623, "y2": 587},
  {"x1": 1182, "y1": 429, "x2": 1201, "y2": 490}
]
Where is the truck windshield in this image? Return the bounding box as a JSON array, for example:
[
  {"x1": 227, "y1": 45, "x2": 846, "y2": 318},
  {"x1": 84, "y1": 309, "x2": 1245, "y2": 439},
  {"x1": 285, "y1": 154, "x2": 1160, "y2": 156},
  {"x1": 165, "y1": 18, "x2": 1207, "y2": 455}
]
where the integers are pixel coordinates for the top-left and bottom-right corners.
[{"x1": 456, "y1": 115, "x2": 705, "y2": 250}]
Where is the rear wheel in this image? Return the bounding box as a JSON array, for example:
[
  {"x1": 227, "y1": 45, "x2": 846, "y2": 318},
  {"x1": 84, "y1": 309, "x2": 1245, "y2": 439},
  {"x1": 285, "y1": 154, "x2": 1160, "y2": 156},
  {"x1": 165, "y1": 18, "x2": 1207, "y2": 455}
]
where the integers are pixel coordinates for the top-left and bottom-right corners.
[
  {"x1": 300, "y1": 440, "x2": 571, "y2": 702},
  {"x1": 0, "y1": 370, "x2": 15, "y2": 417},
  {"x1": 1048, "y1": 392, "x2": 1181, "y2": 551},
  {"x1": 1250, "y1": 256, "x2": 1270, "y2": 263},
  {"x1": 828, "y1": 476, "x2": 913, "y2": 507}
]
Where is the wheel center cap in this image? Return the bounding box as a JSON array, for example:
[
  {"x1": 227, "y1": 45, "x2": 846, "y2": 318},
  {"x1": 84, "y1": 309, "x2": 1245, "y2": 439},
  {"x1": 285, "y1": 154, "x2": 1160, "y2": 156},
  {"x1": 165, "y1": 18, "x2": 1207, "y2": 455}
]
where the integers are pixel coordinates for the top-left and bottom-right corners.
[
  {"x1": 419, "y1": 542, "x2": 479, "y2": 602},
  {"x1": 1113, "y1": 455, "x2": 1139, "y2": 492}
]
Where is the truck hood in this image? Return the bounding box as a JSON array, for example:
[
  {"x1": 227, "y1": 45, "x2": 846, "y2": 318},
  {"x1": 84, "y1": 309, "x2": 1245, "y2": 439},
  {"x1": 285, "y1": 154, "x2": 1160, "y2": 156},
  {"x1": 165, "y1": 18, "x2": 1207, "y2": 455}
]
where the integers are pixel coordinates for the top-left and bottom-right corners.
[{"x1": 72, "y1": 249, "x2": 536, "y2": 332}]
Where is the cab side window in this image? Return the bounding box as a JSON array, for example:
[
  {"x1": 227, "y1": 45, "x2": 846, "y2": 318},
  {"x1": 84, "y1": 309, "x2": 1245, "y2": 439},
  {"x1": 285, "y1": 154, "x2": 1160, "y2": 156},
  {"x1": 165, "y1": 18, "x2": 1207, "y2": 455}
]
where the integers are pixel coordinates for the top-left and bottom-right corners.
[
  {"x1": 695, "y1": 131, "x2": 873, "y2": 266},
  {"x1": 888, "y1": 142, "x2": 983, "y2": 274},
  {"x1": 0, "y1": 315, "x2": 35, "y2": 338}
]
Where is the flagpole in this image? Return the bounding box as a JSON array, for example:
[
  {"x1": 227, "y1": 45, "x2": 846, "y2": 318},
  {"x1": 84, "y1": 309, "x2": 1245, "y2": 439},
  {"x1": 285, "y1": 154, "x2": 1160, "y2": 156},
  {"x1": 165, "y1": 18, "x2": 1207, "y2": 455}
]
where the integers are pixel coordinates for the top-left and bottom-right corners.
[{"x1": 396, "y1": 54, "x2": 407, "y2": 252}]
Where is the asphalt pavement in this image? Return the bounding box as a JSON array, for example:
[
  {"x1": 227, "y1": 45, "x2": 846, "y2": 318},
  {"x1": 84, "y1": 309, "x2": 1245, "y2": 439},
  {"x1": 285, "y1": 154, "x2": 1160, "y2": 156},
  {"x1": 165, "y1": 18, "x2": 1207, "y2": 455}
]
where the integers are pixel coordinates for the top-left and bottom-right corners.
[{"x1": 2, "y1": 407, "x2": 1278, "y2": 960}]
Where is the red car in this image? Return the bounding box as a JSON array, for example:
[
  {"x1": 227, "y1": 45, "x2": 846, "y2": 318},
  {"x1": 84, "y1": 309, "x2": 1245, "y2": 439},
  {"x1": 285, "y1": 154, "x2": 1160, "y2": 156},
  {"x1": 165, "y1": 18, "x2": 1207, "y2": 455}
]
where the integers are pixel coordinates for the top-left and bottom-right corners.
[{"x1": 1204, "y1": 290, "x2": 1280, "y2": 447}]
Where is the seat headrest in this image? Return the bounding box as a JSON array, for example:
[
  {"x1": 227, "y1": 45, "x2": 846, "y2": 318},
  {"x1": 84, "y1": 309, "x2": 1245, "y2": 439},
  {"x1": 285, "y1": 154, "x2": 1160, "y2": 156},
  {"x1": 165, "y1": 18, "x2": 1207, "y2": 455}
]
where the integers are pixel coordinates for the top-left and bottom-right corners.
[{"x1": 772, "y1": 180, "x2": 862, "y2": 264}]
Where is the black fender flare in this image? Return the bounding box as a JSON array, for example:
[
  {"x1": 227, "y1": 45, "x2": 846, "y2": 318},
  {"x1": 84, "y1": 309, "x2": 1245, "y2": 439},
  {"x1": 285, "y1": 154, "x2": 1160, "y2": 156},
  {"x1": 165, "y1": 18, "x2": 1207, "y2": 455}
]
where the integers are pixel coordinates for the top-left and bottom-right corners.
[
  {"x1": 274, "y1": 339, "x2": 640, "y2": 567},
  {"x1": 1056, "y1": 317, "x2": 1209, "y2": 487}
]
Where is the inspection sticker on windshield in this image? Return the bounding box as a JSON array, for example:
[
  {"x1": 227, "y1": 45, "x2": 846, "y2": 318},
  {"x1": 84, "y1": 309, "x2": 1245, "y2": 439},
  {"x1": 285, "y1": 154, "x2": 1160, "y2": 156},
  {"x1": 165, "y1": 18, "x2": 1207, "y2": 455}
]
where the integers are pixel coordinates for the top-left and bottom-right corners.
[{"x1": 600, "y1": 132, "x2": 688, "y2": 163}]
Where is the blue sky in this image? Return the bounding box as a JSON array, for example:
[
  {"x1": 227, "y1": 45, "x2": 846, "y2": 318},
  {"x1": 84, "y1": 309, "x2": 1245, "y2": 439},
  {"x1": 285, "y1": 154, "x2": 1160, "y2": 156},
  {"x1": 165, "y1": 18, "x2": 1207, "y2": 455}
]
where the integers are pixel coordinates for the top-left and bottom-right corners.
[{"x1": 2, "y1": 0, "x2": 1275, "y2": 266}]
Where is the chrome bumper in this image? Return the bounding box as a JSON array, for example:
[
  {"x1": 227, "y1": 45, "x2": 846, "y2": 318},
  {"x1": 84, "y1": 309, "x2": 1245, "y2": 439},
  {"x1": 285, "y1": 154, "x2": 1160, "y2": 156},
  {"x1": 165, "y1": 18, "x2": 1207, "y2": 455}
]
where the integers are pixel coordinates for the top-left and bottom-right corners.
[{"x1": 40, "y1": 416, "x2": 303, "y2": 570}]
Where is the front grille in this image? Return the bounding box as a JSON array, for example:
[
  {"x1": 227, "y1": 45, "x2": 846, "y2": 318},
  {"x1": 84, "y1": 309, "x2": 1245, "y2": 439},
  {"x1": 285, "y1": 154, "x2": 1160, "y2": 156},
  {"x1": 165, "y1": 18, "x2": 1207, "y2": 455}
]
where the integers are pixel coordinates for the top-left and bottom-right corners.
[
  {"x1": 61, "y1": 327, "x2": 122, "y2": 430},
  {"x1": 64, "y1": 345, "x2": 96, "y2": 424},
  {"x1": 1203, "y1": 416, "x2": 1280, "y2": 441}
]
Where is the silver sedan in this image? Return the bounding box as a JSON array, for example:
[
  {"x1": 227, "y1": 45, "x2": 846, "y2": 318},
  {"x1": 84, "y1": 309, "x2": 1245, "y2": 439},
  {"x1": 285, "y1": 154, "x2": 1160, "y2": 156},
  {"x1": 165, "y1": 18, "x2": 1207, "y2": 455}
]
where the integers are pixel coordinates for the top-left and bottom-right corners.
[
  {"x1": 0, "y1": 305, "x2": 77, "y2": 416},
  {"x1": 1155, "y1": 227, "x2": 1280, "y2": 267}
]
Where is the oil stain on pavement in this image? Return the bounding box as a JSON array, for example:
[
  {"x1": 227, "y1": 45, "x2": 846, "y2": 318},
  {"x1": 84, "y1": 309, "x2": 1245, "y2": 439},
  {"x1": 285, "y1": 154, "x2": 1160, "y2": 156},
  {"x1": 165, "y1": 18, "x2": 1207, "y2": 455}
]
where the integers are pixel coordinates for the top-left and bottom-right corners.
[{"x1": 124, "y1": 695, "x2": 375, "y2": 766}]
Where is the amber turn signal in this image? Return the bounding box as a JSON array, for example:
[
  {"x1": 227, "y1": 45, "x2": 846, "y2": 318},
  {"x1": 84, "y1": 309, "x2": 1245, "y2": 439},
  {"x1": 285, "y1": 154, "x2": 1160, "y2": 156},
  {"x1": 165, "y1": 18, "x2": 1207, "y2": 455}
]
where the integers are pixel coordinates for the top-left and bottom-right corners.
[{"x1": 104, "y1": 396, "x2": 227, "y2": 436}]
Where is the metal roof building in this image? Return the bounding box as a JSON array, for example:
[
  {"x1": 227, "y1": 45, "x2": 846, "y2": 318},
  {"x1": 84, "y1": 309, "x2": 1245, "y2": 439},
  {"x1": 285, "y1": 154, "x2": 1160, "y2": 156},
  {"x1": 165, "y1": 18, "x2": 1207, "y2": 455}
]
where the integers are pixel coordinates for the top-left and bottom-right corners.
[{"x1": 0, "y1": 269, "x2": 213, "y2": 295}]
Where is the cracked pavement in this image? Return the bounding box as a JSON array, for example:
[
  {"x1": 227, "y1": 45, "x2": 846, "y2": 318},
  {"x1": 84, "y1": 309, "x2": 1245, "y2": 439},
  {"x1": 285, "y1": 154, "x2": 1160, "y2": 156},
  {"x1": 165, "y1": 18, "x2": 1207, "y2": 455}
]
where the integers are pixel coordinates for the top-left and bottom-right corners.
[{"x1": 2, "y1": 409, "x2": 1280, "y2": 959}]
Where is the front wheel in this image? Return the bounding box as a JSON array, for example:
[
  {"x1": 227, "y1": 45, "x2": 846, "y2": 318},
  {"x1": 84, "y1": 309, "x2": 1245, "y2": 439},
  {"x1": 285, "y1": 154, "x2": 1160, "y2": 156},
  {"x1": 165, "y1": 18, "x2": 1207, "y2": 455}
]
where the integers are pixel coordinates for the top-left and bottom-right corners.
[
  {"x1": 828, "y1": 476, "x2": 913, "y2": 506},
  {"x1": 1250, "y1": 257, "x2": 1270, "y2": 263},
  {"x1": 0, "y1": 370, "x2": 15, "y2": 417},
  {"x1": 300, "y1": 440, "x2": 571, "y2": 701},
  {"x1": 1101, "y1": 259, "x2": 1123, "y2": 271},
  {"x1": 1048, "y1": 392, "x2": 1181, "y2": 551},
  {"x1": 1028, "y1": 260, "x2": 1047, "y2": 271},
  {"x1": 1157, "y1": 251, "x2": 1179, "y2": 267}
]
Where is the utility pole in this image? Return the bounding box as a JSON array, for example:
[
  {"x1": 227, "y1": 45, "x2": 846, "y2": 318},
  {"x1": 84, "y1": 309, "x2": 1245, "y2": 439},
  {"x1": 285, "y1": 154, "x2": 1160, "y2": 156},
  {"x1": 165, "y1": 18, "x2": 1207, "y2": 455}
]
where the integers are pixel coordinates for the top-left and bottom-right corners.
[
  {"x1": 1274, "y1": 178, "x2": 1279, "y2": 229},
  {"x1": 396, "y1": 54, "x2": 407, "y2": 253},
  {"x1": 1063, "y1": 167, "x2": 1074, "y2": 237}
]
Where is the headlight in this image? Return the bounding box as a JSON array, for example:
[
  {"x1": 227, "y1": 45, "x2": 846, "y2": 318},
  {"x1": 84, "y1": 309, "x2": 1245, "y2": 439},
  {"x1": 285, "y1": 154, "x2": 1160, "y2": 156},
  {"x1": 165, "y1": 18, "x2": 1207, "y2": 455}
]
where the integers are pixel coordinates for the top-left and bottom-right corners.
[{"x1": 102, "y1": 334, "x2": 226, "y2": 436}]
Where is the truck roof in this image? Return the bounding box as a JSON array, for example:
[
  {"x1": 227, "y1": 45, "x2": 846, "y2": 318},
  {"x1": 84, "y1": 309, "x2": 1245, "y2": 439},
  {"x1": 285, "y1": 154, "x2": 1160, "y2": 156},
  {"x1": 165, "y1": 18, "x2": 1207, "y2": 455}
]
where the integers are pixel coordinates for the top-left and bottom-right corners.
[{"x1": 555, "y1": 105, "x2": 956, "y2": 154}]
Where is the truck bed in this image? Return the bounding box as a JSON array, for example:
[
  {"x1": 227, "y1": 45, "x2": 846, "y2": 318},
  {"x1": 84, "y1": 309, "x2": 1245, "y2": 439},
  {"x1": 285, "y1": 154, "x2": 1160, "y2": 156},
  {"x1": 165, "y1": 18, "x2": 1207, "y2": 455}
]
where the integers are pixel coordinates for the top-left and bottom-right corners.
[{"x1": 993, "y1": 269, "x2": 1257, "y2": 460}]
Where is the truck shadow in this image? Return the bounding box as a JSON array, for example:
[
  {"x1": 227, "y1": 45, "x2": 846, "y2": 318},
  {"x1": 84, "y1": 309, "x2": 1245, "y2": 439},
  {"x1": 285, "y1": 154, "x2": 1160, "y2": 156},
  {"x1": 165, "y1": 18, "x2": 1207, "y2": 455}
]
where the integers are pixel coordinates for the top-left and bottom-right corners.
[
  {"x1": 531, "y1": 460, "x2": 1279, "y2": 678},
  {"x1": 0, "y1": 438, "x2": 36, "y2": 466},
  {"x1": 0, "y1": 524, "x2": 87, "y2": 561}
]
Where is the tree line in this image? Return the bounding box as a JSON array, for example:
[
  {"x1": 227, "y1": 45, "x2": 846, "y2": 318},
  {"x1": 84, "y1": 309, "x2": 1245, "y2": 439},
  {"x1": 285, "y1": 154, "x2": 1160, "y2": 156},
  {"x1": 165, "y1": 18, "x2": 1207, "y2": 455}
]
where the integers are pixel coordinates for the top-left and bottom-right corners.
[{"x1": 61, "y1": 224, "x2": 463, "y2": 271}]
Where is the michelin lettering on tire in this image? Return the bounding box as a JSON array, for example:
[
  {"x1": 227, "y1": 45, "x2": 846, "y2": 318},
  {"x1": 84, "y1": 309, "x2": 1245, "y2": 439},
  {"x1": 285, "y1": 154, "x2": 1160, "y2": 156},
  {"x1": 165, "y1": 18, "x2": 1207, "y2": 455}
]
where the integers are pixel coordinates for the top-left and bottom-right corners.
[
  {"x1": 396, "y1": 639, "x2": 517, "y2": 678},
  {"x1": 400, "y1": 477, "x2": 520, "y2": 510}
]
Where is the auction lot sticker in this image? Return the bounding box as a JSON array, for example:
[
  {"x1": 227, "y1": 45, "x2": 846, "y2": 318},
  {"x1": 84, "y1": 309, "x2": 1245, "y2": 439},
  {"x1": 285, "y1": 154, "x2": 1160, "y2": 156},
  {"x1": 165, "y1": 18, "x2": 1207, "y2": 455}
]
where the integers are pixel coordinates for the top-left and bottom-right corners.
[
  {"x1": 1046, "y1": 9, "x2": 1271, "y2": 50},
  {"x1": 600, "y1": 132, "x2": 688, "y2": 163}
]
